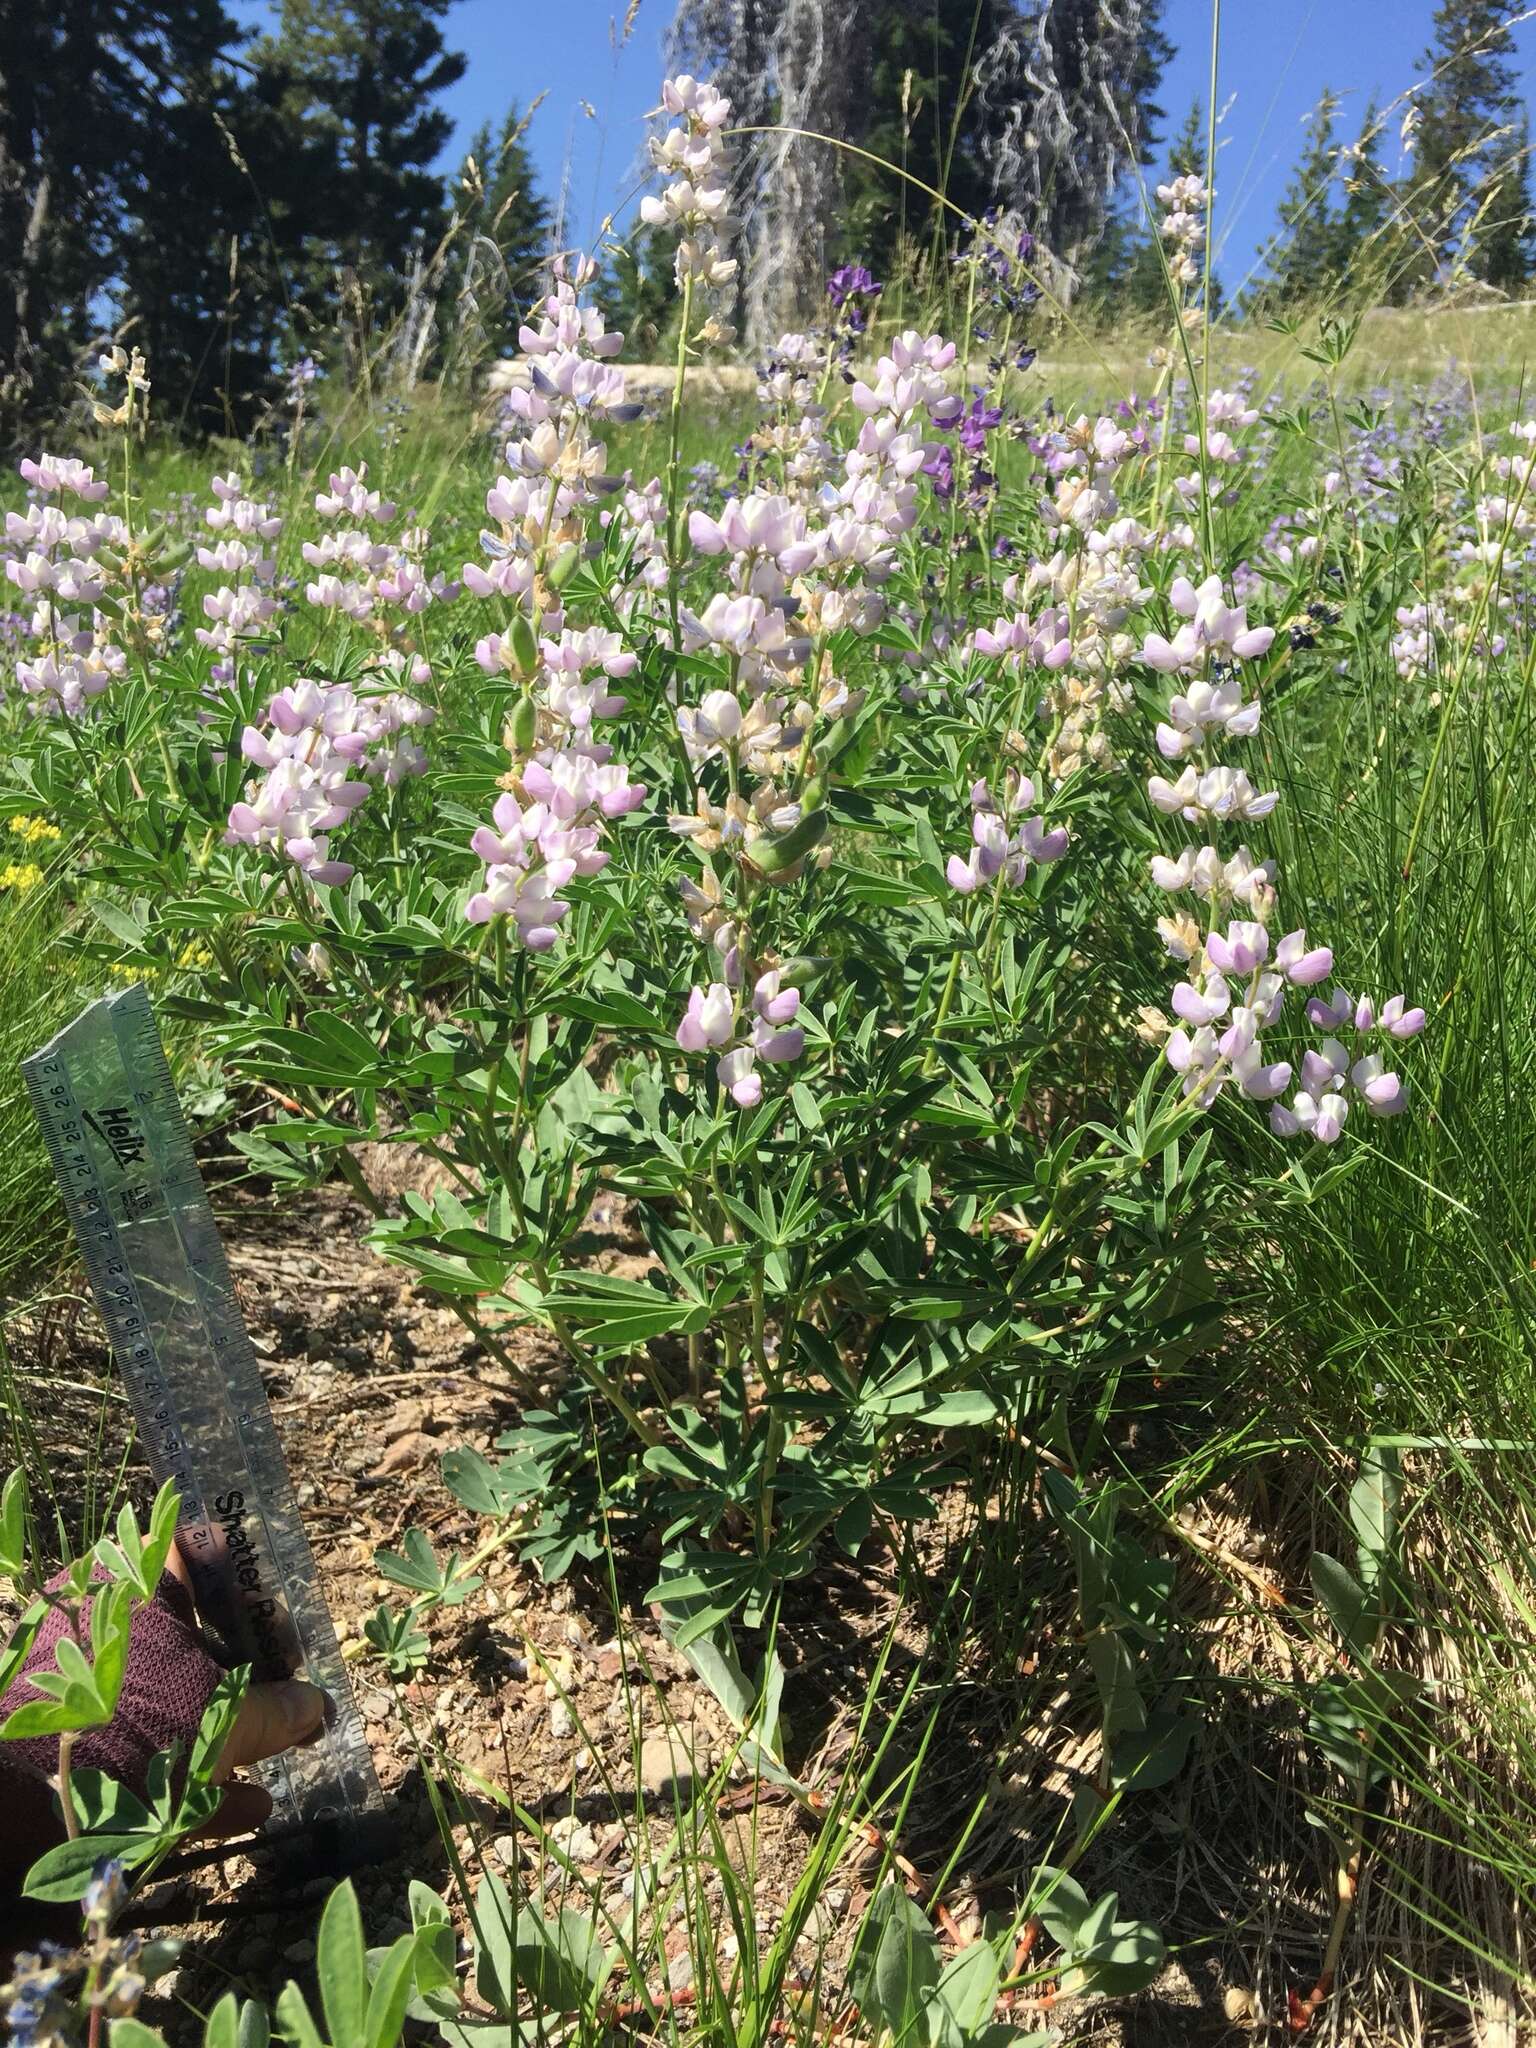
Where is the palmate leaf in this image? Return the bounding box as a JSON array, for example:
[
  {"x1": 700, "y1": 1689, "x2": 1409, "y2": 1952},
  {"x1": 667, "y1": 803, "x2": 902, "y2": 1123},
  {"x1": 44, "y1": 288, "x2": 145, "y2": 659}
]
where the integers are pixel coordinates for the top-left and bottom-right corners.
[{"x1": 1, "y1": 1581, "x2": 133, "y2": 1738}]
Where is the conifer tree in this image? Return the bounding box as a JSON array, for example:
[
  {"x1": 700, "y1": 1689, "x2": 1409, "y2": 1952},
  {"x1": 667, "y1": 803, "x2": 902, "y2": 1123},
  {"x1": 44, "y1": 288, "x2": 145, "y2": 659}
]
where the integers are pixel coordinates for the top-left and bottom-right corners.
[
  {"x1": 263, "y1": 0, "x2": 467, "y2": 329},
  {"x1": 1330, "y1": 99, "x2": 1398, "y2": 291},
  {"x1": 1404, "y1": 0, "x2": 1527, "y2": 289},
  {"x1": 1471, "y1": 108, "x2": 1534, "y2": 292},
  {"x1": 0, "y1": 0, "x2": 266, "y2": 440},
  {"x1": 1242, "y1": 90, "x2": 1342, "y2": 315}
]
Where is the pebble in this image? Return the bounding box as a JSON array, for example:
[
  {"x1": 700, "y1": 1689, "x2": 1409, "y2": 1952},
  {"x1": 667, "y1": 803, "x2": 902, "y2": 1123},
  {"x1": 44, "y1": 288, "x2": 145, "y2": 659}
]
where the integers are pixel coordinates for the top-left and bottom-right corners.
[
  {"x1": 667, "y1": 1951, "x2": 694, "y2": 1992},
  {"x1": 801, "y1": 1900, "x2": 840, "y2": 1945},
  {"x1": 283, "y1": 1938, "x2": 316, "y2": 1965},
  {"x1": 639, "y1": 1728, "x2": 694, "y2": 1801},
  {"x1": 547, "y1": 1816, "x2": 599, "y2": 1862},
  {"x1": 237, "y1": 1936, "x2": 278, "y2": 1973},
  {"x1": 550, "y1": 1698, "x2": 575, "y2": 1740},
  {"x1": 493, "y1": 1834, "x2": 521, "y2": 1869}
]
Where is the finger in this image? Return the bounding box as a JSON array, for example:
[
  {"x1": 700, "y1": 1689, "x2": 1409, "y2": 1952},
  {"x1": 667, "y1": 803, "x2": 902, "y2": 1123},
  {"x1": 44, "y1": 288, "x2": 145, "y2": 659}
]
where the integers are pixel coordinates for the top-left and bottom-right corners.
[
  {"x1": 192, "y1": 1779, "x2": 275, "y2": 1843},
  {"x1": 165, "y1": 1544, "x2": 192, "y2": 1592},
  {"x1": 215, "y1": 1678, "x2": 329, "y2": 1777}
]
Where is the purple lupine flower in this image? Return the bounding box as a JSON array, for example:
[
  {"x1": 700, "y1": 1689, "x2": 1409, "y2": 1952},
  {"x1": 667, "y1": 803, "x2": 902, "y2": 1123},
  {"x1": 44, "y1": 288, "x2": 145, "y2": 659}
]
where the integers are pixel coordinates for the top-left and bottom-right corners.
[
  {"x1": 922, "y1": 443, "x2": 955, "y2": 499},
  {"x1": 957, "y1": 395, "x2": 1004, "y2": 459}
]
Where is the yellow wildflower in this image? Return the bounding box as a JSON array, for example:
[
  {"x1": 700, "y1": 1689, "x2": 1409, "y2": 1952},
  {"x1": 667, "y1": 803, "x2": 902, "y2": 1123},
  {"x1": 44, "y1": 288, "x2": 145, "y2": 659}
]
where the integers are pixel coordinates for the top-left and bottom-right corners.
[
  {"x1": 0, "y1": 862, "x2": 44, "y2": 893},
  {"x1": 7, "y1": 815, "x2": 61, "y2": 845}
]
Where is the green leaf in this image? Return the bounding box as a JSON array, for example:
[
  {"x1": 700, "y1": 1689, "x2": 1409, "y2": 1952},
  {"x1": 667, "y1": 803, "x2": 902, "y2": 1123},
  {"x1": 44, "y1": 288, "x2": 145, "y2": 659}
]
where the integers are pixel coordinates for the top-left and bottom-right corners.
[
  {"x1": 1086, "y1": 1633, "x2": 1145, "y2": 1738},
  {"x1": 67, "y1": 1769, "x2": 153, "y2": 1834},
  {"x1": 440, "y1": 1448, "x2": 516, "y2": 1518},
  {"x1": 1032, "y1": 1866, "x2": 1091, "y2": 1948},
  {"x1": 1109, "y1": 1710, "x2": 1198, "y2": 1793},
  {"x1": 91, "y1": 1580, "x2": 134, "y2": 1717},
  {"x1": 471, "y1": 1871, "x2": 517, "y2": 2015},
  {"x1": 0, "y1": 1467, "x2": 26, "y2": 1579},
  {"x1": 930, "y1": 1940, "x2": 1002, "y2": 2043},
  {"x1": 234, "y1": 1998, "x2": 271, "y2": 2048},
  {"x1": 849, "y1": 1884, "x2": 941, "y2": 2044},
  {"x1": 1350, "y1": 1444, "x2": 1402, "y2": 1593},
  {"x1": 408, "y1": 1879, "x2": 450, "y2": 1930},
  {"x1": 90, "y1": 897, "x2": 149, "y2": 948},
  {"x1": 95, "y1": 1482, "x2": 180, "y2": 1600},
  {"x1": 376, "y1": 1528, "x2": 449, "y2": 1596},
  {"x1": 317, "y1": 1879, "x2": 369, "y2": 2048},
  {"x1": 364, "y1": 1934, "x2": 420, "y2": 2048},
  {"x1": 1310, "y1": 1551, "x2": 1371, "y2": 1657},
  {"x1": 203, "y1": 1993, "x2": 240, "y2": 2048},
  {"x1": 189, "y1": 1667, "x2": 249, "y2": 1785},
  {"x1": 274, "y1": 1984, "x2": 326, "y2": 2048},
  {"x1": 23, "y1": 1833, "x2": 152, "y2": 1902},
  {"x1": 0, "y1": 1600, "x2": 44, "y2": 1698},
  {"x1": 112, "y1": 2022, "x2": 170, "y2": 2048}
]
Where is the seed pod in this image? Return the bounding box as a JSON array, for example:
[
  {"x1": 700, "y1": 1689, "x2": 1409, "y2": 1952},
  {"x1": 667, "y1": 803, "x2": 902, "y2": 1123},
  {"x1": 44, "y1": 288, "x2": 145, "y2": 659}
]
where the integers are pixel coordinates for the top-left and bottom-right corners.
[
  {"x1": 508, "y1": 609, "x2": 539, "y2": 678},
  {"x1": 547, "y1": 542, "x2": 582, "y2": 591},
  {"x1": 799, "y1": 774, "x2": 827, "y2": 811},
  {"x1": 751, "y1": 807, "x2": 829, "y2": 876},
  {"x1": 506, "y1": 688, "x2": 538, "y2": 755}
]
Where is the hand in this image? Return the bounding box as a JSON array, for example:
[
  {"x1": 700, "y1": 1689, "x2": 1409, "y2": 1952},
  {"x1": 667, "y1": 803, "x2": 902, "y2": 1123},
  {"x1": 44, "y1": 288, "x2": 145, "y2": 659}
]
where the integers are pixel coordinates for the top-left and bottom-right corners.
[
  {"x1": 0, "y1": 1549, "x2": 329, "y2": 1906},
  {"x1": 162, "y1": 1545, "x2": 329, "y2": 1840}
]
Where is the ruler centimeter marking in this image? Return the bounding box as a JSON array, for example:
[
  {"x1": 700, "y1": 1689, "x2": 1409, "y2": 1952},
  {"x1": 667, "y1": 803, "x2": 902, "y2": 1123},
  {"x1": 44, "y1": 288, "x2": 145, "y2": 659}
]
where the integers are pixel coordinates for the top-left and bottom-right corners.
[{"x1": 24, "y1": 983, "x2": 384, "y2": 1836}]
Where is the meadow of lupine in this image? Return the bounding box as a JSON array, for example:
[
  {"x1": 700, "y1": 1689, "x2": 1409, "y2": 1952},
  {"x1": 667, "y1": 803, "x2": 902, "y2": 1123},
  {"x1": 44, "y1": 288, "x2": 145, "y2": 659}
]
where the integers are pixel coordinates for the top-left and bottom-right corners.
[{"x1": 6, "y1": 69, "x2": 1536, "y2": 2048}]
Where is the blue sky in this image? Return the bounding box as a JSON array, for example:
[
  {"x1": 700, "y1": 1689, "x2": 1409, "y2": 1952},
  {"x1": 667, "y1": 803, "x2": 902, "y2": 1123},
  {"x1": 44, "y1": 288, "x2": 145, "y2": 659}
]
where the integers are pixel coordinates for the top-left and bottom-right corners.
[{"x1": 236, "y1": 1, "x2": 1535, "y2": 295}]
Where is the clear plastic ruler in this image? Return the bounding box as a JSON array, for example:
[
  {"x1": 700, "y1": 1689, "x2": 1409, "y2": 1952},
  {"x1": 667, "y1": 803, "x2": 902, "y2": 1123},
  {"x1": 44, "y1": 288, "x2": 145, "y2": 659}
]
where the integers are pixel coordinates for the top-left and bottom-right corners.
[{"x1": 23, "y1": 982, "x2": 388, "y2": 1855}]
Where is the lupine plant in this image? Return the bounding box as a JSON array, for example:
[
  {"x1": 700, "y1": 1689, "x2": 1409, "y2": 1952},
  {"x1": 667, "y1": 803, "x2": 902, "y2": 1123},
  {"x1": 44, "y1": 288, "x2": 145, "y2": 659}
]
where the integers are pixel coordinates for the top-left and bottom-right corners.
[
  {"x1": 9, "y1": 57, "x2": 1524, "y2": 2037},
  {"x1": 2, "y1": 69, "x2": 1438, "y2": 1686}
]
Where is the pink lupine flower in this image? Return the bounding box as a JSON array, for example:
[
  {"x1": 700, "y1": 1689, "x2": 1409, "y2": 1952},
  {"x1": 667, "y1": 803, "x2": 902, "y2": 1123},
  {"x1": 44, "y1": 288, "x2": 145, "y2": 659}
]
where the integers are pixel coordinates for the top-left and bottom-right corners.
[
  {"x1": 675, "y1": 965, "x2": 808, "y2": 1106},
  {"x1": 227, "y1": 679, "x2": 431, "y2": 886},
  {"x1": 948, "y1": 773, "x2": 1068, "y2": 894},
  {"x1": 677, "y1": 983, "x2": 736, "y2": 1052},
  {"x1": 1171, "y1": 972, "x2": 1231, "y2": 1026},
  {"x1": 972, "y1": 608, "x2": 1073, "y2": 669},
  {"x1": 751, "y1": 970, "x2": 804, "y2": 1061},
  {"x1": 1274, "y1": 930, "x2": 1333, "y2": 985},
  {"x1": 1147, "y1": 765, "x2": 1279, "y2": 823},
  {"x1": 1155, "y1": 676, "x2": 1260, "y2": 758},
  {"x1": 1140, "y1": 575, "x2": 1275, "y2": 672},
  {"x1": 1305, "y1": 986, "x2": 1353, "y2": 1031},
  {"x1": 1350, "y1": 1054, "x2": 1408, "y2": 1114},
  {"x1": 1271, "y1": 1090, "x2": 1350, "y2": 1143},
  {"x1": 716, "y1": 1047, "x2": 762, "y2": 1107},
  {"x1": 19, "y1": 454, "x2": 110, "y2": 501},
  {"x1": 1380, "y1": 995, "x2": 1427, "y2": 1038},
  {"x1": 1164, "y1": 1024, "x2": 1225, "y2": 1106},
  {"x1": 1206, "y1": 921, "x2": 1269, "y2": 977}
]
